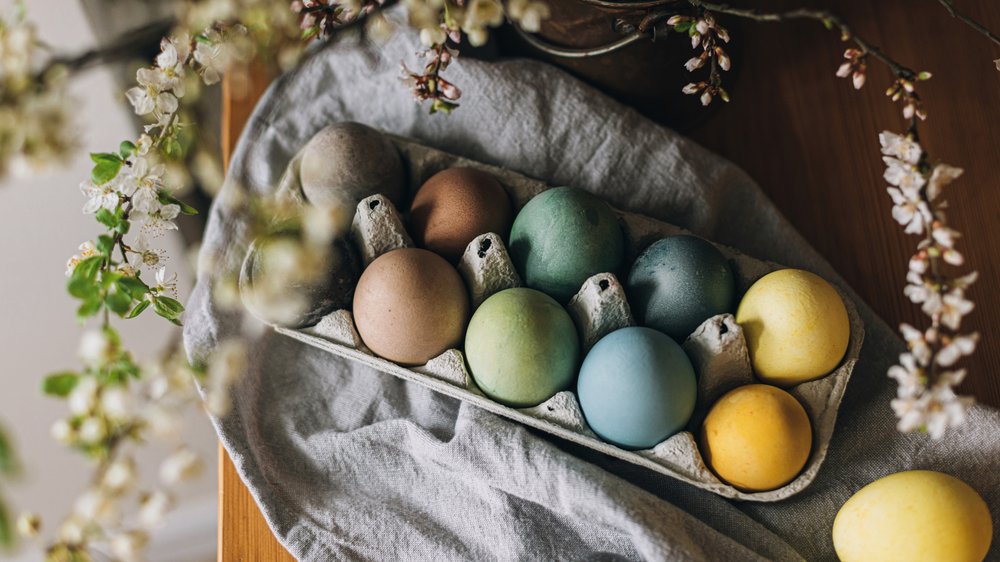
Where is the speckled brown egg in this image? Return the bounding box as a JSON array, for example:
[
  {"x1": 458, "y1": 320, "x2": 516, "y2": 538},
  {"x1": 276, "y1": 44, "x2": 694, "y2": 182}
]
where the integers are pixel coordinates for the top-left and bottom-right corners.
[
  {"x1": 352, "y1": 248, "x2": 470, "y2": 365},
  {"x1": 409, "y1": 167, "x2": 513, "y2": 262}
]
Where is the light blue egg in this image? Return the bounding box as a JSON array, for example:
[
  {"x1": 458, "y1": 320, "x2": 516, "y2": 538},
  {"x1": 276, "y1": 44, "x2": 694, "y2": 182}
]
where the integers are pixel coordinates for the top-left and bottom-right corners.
[{"x1": 577, "y1": 327, "x2": 697, "y2": 449}]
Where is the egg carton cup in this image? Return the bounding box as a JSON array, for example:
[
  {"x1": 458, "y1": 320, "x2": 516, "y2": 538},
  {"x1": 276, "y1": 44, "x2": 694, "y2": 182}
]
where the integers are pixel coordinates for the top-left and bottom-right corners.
[{"x1": 269, "y1": 134, "x2": 866, "y2": 502}]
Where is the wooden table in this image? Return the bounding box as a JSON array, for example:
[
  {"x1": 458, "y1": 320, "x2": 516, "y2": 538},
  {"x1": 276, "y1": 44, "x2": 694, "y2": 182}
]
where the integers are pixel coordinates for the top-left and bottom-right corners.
[{"x1": 219, "y1": 1, "x2": 1000, "y2": 558}]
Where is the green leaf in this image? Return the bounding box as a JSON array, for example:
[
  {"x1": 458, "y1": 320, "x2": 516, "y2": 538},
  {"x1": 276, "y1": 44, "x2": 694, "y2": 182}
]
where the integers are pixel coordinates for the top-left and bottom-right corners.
[
  {"x1": 119, "y1": 140, "x2": 137, "y2": 159},
  {"x1": 674, "y1": 21, "x2": 691, "y2": 32},
  {"x1": 162, "y1": 137, "x2": 183, "y2": 160},
  {"x1": 76, "y1": 297, "x2": 102, "y2": 320},
  {"x1": 153, "y1": 296, "x2": 185, "y2": 325},
  {"x1": 105, "y1": 287, "x2": 133, "y2": 316},
  {"x1": 118, "y1": 276, "x2": 148, "y2": 300},
  {"x1": 822, "y1": 18, "x2": 834, "y2": 30},
  {"x1": 42, "y1": 372, "x2": 79, "y2": 397},
  {"x1": 95, "y1": 208, "x2": 119, "y2": 229},
  {"x1": 96, "y1": 234, "x2": 116, "y2": 256},
  {"x1": 126, "y1": 299, "x2": 151, "y2": 319},
  {"x1": 90, "y1": 152, "x2": 123, "y2": 185},
  {"x1": 0, "y1": 498, "x2": 10, "y2": 548},
  {"x1": 0, "y1": 423, "x2": 16, "y2": 475},
  {"x1": 157, "y1": 190, "x2": 198, "y2": 216},
  {"x1": 67, "y1": 276, "x2": 97, "y2": 300},
  {"x1": 74, "y1": 255, "x2": 103, "y2": 280}
]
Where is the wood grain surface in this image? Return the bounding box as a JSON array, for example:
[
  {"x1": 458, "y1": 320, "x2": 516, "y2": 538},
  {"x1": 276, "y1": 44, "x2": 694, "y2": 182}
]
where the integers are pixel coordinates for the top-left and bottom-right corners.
[{"x1": 219, "y1": 1, "x2": 1000, "y2": 559}]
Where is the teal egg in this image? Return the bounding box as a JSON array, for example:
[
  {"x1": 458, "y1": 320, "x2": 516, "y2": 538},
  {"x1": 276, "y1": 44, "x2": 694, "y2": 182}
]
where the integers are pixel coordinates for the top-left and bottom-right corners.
[
  {"x1": 508, "y1": 187, "x2": 625, "y2": 302},
  {"x1": 465, "y1": 288, "x2": 580, "y2": 407},
  {"x1": 625, "y1": 235, "x2": 735, "y2": 340},
  {"x1": 577, "y1": 327, "x2": 697, "y2": 449}
]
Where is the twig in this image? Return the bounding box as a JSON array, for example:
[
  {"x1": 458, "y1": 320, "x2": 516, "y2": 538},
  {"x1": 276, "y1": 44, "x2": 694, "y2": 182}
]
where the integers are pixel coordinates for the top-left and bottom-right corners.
[
  {"x1": 687, "y1": 1, "x2": 919, "y2": 80},
  {"x1": 938, "y1": 0, "x2": 1000, "y2": 48},
  {"x1": 40, "y1": 19, "x2": 176, "y2": 80}
]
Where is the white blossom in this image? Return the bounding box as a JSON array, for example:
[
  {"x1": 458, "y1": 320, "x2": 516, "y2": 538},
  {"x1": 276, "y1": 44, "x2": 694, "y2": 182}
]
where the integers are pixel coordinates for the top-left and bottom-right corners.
[
  {"x1": 419, "y1": 26, "x2": 446, "y2": 47},
  {"x1": 153, "y1": 266, "x2": 179, "y2": 297},
  {"x1": 883, "y1": 156, "x2": 925, "y2": 193},
  {"x1": 160, "y1": 447, "x2": 203, "y2": 484},
  {"x1": 507, "y1": 0, "x2": 550, "y2": 33},
  {"x1": 74, "y1": 488, "x2": 118, "y2": 523},
  {"x1": 887, "y1": 186, "x2": 930, "y2": 234},
  {"x1": 68, "y1": 376, "x2": 99, "y2": 417},
  {"x1": 139, "y1": 490, "x2": 172, "y2": 528},
  {"x1": 155, "y1": 35, "x2": 191, "y2": 96},
  {"x1": 65, "y1": 241, "x2": 98, "y2": 276},
  {"x1": 102, "y1": 456, "x2": 137, "y2": 494},
  {"x1": 936, "y1": 333, "x2": 979, "y2": 367},
  {"x1": 100, "y1": 386, "x2": 132, "y2": 420},
  {"x1": 50, "y1": 418, "x2": 75, "y2": 443},
  {"x1": 79, "y1": 330, "x2": 114, "y2": 368},
  {"x1": 888, "y1": 352, "x2": 924, "y2": 398},
  {"x1": 193, "y1": 27, "x2": 245, "y2": 85},
  {"x1": 133, "y1": 203, "x2": 180, "y2": 236},
  {"x1": 120, "y1": 157, "x2": 167, "y2": 213},
  {"x1": 78, "y1": 416, "x2": 106, "y2": 444},
  {"x1": 125, "y1": 67, "x2": 179, "y2": 117},
  {"x1": 15, "y1": 513, "x2": 41, "y2": 538},
  {"x1": 926, "y1": 163, "x2": 962, "y2": 201},
  {"x1": 110, "y1": 530, "x2": 149, "y2": 562},
  {"x1": 80, "y1": 178, "x2": 121, "y2": 214},
  {"x1": 879, "y1": 131, "x2": 922, "y2": 164},
  {"x1": 940, "y1": 290, "x2": 974, "y2": 330},
  {"x1": 899, "y1": 323, "x2": 932, "y2": 365}
]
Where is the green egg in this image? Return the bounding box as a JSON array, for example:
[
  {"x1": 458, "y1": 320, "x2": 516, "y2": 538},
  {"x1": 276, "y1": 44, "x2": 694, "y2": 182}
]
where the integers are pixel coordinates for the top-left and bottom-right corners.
[
  {"x1": 464, "y1": 288, "x2": 580, "y2": 408},
  {"x1": 508, "y1": 187, "x2": 626, "y2": 302}
]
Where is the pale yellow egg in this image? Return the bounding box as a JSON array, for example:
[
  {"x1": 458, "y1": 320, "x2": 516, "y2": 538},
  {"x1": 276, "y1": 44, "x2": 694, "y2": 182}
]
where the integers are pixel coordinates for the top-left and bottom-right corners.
[
  {"x1": 699, "y1": 384, "x2": 812, "y2": 492},
  {"x1": 736, "y1": 269, "x2": 850, "y2": 386},
  {"x1": 832, "y1": 470, "x2": 992, "y2": 562}
]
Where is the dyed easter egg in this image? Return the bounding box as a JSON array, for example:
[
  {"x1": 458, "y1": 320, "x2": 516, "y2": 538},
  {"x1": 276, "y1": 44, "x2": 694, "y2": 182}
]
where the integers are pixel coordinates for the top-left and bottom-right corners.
[
  {"x1": 699, "y1": 384, "x2": 812, "y2": 492},
  {"x1": 299, "y1": 122, "x2": 406, "y2": 210},
  {"x1": 577, "y1": 327, "x2": 697, "y2": 449},
  {"x1": 736, "y1": 269, "x2": 850, "y2": 386},
  {"x1": 833, "y1": 470, "x2": 992, "y2": 562},
  {"x1": 410, "y1": 167, "x2": 513, "y2": 262},
  {"x1": 626, "y1": 235, "x2": 736, "y2": 340},
  {"x1": 352, "y1": 248, "x2": 469, "y2": 366},
  {"x1": 465, "y1": 288, "x2": 579, "y2": 407},
  {"x1": 239, "y1": 233, "x2": 360, "y2": 328},
  {"x1": 508, "y1": 187, "x2": 625, "y2": 302}
]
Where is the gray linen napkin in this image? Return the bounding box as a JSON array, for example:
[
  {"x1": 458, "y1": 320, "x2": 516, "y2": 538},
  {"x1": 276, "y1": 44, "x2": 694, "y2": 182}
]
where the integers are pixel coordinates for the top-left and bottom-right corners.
[{"x1": 183, "y1": 19, "x2": 1000, "y2": 562}]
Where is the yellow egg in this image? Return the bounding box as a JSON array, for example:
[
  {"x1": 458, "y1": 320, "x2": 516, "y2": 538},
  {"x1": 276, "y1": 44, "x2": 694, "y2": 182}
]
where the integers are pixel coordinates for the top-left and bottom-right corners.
[
  {"x1": 699, "y1": 384, "x2": 812, "y2": 492},
  {"x1": 736, "y1": 269, "x2": 850, "y2": 386},
  {"x1": 833, "y1": 470, "x2": 992, "y2": 562}
]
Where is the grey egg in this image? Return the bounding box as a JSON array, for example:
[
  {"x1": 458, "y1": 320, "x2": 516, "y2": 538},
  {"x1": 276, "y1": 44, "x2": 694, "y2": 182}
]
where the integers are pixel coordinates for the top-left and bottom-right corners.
[
  {"x1": 239, "y1": 233, "x2": 361, "y2": 328},
  {"x1": 626, "y1": 235, "x2": 735, "y2": 340},
  {"x1": 299, "y1": 122, "x2": 407, "y2": 210}
]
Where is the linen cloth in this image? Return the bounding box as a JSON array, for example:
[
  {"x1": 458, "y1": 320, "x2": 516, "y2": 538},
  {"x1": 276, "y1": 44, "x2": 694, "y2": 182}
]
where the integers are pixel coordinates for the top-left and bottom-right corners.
[{"x1": 183, "y1": 20, "x2": 1000, "y2": 561}]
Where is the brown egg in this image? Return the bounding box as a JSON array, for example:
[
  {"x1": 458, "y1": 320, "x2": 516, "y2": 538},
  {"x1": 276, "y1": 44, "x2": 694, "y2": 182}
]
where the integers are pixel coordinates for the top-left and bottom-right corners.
[
  {"x1": 409, "y1": 167, "x2": 513, "y2": 262},
  {"x1": 352, "y1": 248, "x2": 469, "y2": 365}
]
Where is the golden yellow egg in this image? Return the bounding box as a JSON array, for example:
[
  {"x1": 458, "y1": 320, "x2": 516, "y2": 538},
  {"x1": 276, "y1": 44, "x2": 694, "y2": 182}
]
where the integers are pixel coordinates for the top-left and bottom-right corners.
[
  {"x1": 833, "y1": 470, "x2": 992, "y2": 562},
  {"x1": 736, "y1": 269, "x2": 850, "y2": 386},
  {"x1": 699, "y1": 384, "x2": 812, "y2": 492}
]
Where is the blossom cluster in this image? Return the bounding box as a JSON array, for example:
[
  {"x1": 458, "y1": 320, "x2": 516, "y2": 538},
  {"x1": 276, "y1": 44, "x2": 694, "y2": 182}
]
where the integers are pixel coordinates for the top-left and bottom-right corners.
[
  {"x1": 0, "y1": 16, "x2": 75, "y2": 176},
  {"x1": 879, "y1": 131, "x2": 978, "y2": 439},
  {"x1": 674, "y1": 12, "x2": 732, "y2": 106},
  {"x1": 31, "y1": 331, "x2": 246, "y2": 561}
]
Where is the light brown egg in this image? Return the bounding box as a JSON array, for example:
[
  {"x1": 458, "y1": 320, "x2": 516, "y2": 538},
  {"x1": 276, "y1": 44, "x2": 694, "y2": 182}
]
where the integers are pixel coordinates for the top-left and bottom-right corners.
[
  {"x1": 352, "y1": 248, "x2": 469, "y2": 365},
  {"x1": 409, "y1": 167, "x2": 513, "y2": 262}
]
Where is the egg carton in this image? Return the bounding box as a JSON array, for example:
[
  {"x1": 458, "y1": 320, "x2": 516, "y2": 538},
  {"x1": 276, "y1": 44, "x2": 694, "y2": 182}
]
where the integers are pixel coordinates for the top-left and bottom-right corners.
[{"x1": 271, "y1": 134, "x2": 866, "y2": 502}]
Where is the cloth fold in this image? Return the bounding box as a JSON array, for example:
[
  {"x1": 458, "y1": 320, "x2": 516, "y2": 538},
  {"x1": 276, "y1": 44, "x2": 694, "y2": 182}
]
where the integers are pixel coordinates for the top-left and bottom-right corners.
[{"x1": 184, "y1": 19, "x2": 1000, "y2": 561}]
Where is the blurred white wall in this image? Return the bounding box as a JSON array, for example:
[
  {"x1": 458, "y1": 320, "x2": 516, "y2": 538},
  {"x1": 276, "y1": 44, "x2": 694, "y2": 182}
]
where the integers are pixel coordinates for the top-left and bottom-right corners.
[{"x1": 0, "y1": 1, "x2": 217, "y2": 560}]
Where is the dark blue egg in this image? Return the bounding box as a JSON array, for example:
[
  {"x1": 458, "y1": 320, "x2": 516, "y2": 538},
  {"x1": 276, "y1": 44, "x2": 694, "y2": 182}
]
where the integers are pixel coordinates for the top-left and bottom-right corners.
[{"x1": 625, "y1": 235, "x2": 735, "y2": 340}]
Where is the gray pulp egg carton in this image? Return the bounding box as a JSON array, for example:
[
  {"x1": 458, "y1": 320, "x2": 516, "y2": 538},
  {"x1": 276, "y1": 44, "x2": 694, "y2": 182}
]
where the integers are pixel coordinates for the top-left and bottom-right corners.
[{"x1": 271, "y1": 134, "x2": 866, "y2": 502}]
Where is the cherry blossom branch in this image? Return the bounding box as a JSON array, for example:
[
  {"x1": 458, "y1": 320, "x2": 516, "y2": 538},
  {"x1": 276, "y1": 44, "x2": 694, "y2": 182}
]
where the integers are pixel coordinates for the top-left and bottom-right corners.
[{"x1": 937, "y1": 0, "x2": 1000, "y2": 49}]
